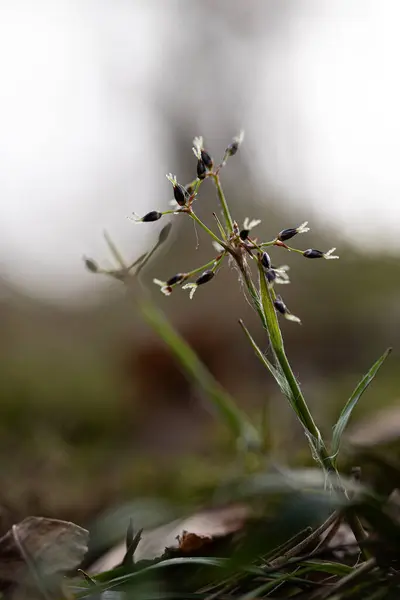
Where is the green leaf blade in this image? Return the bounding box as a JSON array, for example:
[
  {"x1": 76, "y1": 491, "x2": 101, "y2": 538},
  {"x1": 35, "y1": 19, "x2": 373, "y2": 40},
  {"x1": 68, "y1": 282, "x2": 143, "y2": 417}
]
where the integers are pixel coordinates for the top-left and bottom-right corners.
[
  {"x1": 139, "y1": 301, "x2": 261, "y2": 451},
  {"x1": 331, "y1": 347, "x2": 392, "y2": 461}
]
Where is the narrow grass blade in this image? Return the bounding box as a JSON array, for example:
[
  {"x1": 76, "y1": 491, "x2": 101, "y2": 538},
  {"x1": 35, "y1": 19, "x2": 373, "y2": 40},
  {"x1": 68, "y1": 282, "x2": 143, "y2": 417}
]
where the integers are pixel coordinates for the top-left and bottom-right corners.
[
  {"x1": 139, "y1": 301, "x2": 261, "y2": 450},
  {"x1": 331, "y1": 347, "x2": 392, "y2": 461},
  {"x1": 84, "y1": 557, "x2": 227, "y2": 596}
]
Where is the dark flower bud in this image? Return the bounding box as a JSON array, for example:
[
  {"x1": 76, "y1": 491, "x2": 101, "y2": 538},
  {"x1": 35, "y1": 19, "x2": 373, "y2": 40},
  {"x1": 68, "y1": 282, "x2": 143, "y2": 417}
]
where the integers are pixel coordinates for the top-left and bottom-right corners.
[
  {"x1": 158, "y1": 222, "x2": 172, "y2": 244},
  {"x1": 173, "y1": 182, "x2": 187, "y2": 206},
  {"x1": 265, "y1": 269, "x2": 276, "y2": 284},
  {"x1": 260, "y1": 251, "x2": 272, "y2": 269},
  {"x1": 225, "y1": 131, "x2": 244, "y2": 157},
  {"x1": 166, "y1": 273, "x2": 186, "y2": 286},
  {"x1": 200, "y1": 149, "x2": 213, "y2": 169},
  {"x1": 84, "y1": 258, "x2": 98, "y2": 273},
  {"x1": 186, "y1": 184, "x2": 194, "y2": 195},
  {"x1": 196, "y1": 270, "x2": 215, "y2": 286},
  {"x1": 239, "y1": 229, "x2": 250, "y2": 240},
  {"x1": 226, "y1": 140, "x2": 239, "y2": 157},
  {"x1": 273, "y1": 295, "x2": 301, "y2": 323},
  {"x1": 303, "y1": 249, "x2": 324, "y2": 259},
  {"x1": 142, "y1": 211, "x2": 162, "y2": 222},
  {"x1": 278, "y1": 228, "x2": 298, "y2": 241},
  {"x1": 197, "y1": 159, "x2": 207, "y2": 180},
  {"x1": 274, "y1": 297, "x2": 287, "y2": 315},
  {"x1": 278, "y1": 221, "x2": 309, "y2": 241}
]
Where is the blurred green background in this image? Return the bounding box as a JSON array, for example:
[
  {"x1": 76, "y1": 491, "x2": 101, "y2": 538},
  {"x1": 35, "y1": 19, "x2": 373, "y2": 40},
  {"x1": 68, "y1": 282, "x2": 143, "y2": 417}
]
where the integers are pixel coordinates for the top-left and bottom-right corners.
[{"x1": 0, "y1": 0, "x2": 399, "y2": 545}]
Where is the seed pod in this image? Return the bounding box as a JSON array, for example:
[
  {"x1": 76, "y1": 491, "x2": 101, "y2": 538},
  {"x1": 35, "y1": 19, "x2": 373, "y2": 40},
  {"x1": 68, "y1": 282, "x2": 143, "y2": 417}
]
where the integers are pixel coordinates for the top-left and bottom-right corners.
[
  {"x1": 196, "y1": 270, "x2": 215, "y2": 286},
  {"x1": 239, "y1": 229, "x2": 250, "y2": 240},
  {"x1": 142, "y1": 211, "x2": 162, "y2": 222},
  {"x1": 166, "y1": 273, "x2": 186, "y2": 286},
  {"x1": 173, "y1": 183, "x2": 187, "y2": 206},
  {"x1": 197, "y1": 159, "x2": 207, "y2": 180},
  {"x1": 278, "y1": 228, "x2": 298, "y2": 241},
  {"x1": 200, "y1": 149, "x2": 213, "y2": 169},
  {"x1": 274, "y1": 298, "x2": 287, "y2": 315},
  {"x1": 84, "y1": 258, "x2": 98, "y2": 273},
  {"x1": 303, "y1": 249, "x2": 324, "y2": 259},
  {"x1": 261, "y1": 251, "x2": 272, "y2": 269}
]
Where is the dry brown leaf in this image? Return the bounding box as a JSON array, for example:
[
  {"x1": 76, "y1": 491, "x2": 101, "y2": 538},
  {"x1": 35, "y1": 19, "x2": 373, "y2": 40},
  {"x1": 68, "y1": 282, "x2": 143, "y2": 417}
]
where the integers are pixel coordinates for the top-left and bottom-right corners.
[
  {"x1": 175, "y1": 530, "x2": 213, "y2": 553},
  {"x1": 0, "y1": 516, "x2": 89, "y2": 584}
]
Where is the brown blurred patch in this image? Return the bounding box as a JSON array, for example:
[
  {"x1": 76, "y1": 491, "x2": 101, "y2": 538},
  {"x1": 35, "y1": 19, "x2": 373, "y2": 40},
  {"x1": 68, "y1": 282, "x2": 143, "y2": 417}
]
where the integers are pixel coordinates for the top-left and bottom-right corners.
[{"x1": 121, "y1": 324, "x2": 250, "y2": 454}]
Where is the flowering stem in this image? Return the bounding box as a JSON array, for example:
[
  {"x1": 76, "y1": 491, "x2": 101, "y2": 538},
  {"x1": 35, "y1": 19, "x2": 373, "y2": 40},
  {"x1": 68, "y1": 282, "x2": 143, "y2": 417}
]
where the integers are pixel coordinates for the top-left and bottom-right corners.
[
  {"x1": 259, "y1": 240, "x2": 280, "y2": 248},
  {"x1": 181, "y1": 253, "x2": 226, "y2": 286},
  {"x1": 189, "y1": 211, "x2": 227, "y2": 248},
  {"x1": 256, "y1": 261, "x2": 368, "y2": 553},
  {"x1": 212, "y1": 174, "x2": 234, "y2": 233}
]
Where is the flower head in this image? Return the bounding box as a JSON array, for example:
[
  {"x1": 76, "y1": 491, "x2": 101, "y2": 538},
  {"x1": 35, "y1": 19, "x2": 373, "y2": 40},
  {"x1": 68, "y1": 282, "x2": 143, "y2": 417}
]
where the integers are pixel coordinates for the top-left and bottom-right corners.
[
  {"x1": 153, "y1": 278, "x2": 172, "y2": 296},
  {"x1": 182, "y1": 269, "x2": 215, "y2": 299},
  {"x1": 153, "y1": 273, "x2": 187, "y2": 296},
  {"x1": 278, "y1": 221, "x2": 310, "y2": 242},
  {"x1": 129, "y1": 211, "x2": 162, "y2": 223},
  {"x1": 260, "y1": 251, "x2": 272, "y2": 269},
  {"x1": 196, "y1": 158, "x2": 206, "y2": 180},
  {"x1": 240, "y1": 217, "x2": 261, "y2": 240},
  {"x1": 166, "y1": 173, "x2": 187, "y2": 206},
  {"x1": 201, "y1": 149, "x2": 213, "y2": 169},
  {"x1": 226, "y1": 130, "x2": 245, "y2": 157},
  {"x1": 166, "y1": 273, "x2": 187, "y2": 286},
  {"x1": 274, "y1": 295, "x2": 301, "y2": 324},
  {"x1": 303, "y1": 247, "x2": 339, "y2": 260}
]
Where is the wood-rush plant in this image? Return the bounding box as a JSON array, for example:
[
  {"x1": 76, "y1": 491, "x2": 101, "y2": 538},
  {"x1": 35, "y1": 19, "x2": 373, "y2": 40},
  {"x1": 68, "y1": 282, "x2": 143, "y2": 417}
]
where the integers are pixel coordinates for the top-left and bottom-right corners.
[{"x1": 85, "y1": 131, "x2": 391, "y2": 551}]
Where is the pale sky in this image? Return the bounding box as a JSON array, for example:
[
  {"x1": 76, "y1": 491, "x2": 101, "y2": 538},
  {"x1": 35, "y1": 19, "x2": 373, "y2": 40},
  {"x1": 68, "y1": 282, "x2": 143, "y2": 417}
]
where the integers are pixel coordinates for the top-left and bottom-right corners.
[{"x1": 0, "y1": 0, "x2": 398, "y2": 302}]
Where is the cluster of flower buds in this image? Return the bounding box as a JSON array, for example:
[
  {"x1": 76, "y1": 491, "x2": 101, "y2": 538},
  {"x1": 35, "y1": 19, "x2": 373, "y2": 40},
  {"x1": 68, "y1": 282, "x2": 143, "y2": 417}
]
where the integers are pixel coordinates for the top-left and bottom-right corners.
[
  {"x1": 260, "y1": 251, "x2": 290, "y2": 285},
  {"x1": 122, "y1": 132, "x2": 339, "y2": 326},
  {"x1": 192, "y1": 136, "x2": 213, "y2": 180}
]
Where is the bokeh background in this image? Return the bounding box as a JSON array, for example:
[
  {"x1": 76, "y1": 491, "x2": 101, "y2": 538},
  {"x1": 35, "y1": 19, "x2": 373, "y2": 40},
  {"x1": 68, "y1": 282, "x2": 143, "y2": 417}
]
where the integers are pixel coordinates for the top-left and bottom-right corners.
[{"x1": 0, "y1": 0, "x2": 399, "y2": 549}]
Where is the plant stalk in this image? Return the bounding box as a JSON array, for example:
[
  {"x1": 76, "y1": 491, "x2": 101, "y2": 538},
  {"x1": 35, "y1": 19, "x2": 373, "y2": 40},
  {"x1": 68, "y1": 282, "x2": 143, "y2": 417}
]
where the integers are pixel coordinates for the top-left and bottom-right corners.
[{"x1": 213, "y1": 174, "x2": 234, "y2": 233}]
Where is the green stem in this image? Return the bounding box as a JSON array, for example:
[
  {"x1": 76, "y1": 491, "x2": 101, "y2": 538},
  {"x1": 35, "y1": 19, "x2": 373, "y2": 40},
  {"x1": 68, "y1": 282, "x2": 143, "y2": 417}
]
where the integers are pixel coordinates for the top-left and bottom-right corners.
[
  {"x1": 213, "y1": 174, "x2": 234, "y2": 233},
  {"x1": 187, "y1": 255, "x2": 225, "y2": 278},
  {"x1": 275, "y1": 346, "x2": 328, "y2": 459},
  {"x1": 256, "y1": 261, "x2": 368, "y2": 553},
  {"x1": 189, "y1": 211, "x2": 226, "y2": 247},
  {"x1": 256, "y1": 261, "x2": 328, "y2": 459}
]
